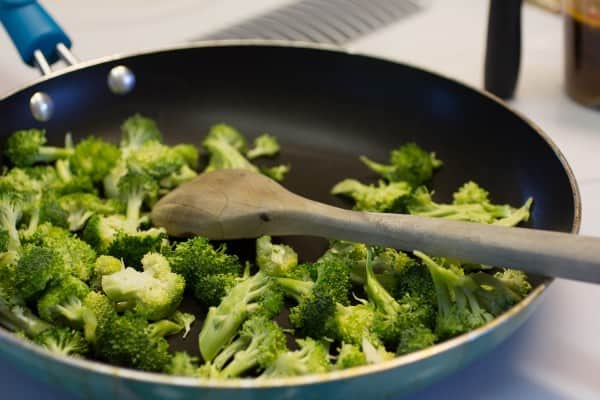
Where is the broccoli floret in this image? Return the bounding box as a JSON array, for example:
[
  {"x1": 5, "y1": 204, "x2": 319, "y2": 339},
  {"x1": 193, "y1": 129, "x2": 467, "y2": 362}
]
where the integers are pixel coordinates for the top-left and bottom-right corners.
[
  {"x1": 365, "y1": 251, "x2": 436, "y2": 353},
  {"x1": 171, "y1": 144, "x2": 199, "y2": 170},
  {"x1": 117, "y1": 171, "x2": 157, "y2": 231},
  {"x1": 335, "y1": 343, "x2": 366, "y2": 369},
  {"x1": 82, "y1": 214, "x2": 128, "y2": 253},
  {"x1": 198, "y1": 271, "x2": 278, "y2": 362},
  {"x1": 203, "y1": 137, "x2": 259, "y2": 173},
  {"x1": 205, "y1": 123, "x2": 248, "y2": 153},
  {"x1": 0, "y1": 294, "x2": 52, "y2": 338},
  {"x1": 166, "y1": 352, "x2": 199, "y2": 376},
  {"x1": 54, "y1": 159, "x2": 96, "y2": 195},
  {"x1": 70, "y1": 137, "x2": 121, "y2": 182},
  {"x1": 29, "y1": 223, "x2": 96, "y2": 281},
  {"x1": 94, "y1": 311, "x2": 171, "y2": 372},
  {"x1": 34, "y1": 327, "x2": 89, "y2": 357},
  {"x1": 40, "y1": 193, "x2": 122, "y2": 231},
  {"x1": 414, "y1": 251, "x2": 494, "y2": 339},
  {"x1": 493, "y1": 269, "x2": 532, "y2": 298},
  {"x1": 127, "y1": 142, "x2": 186, "y2": 183},
  {"x1": 0, "y1": 193, "x2": 24, "y2": 253},
  {"x1": 260, "y1": 338, "x2": 330, "y2": 378},
  {"x1": 214, "y1": 316, "x2": 287, "y2": 378},
  {"x1": 107, "y1": 228, "x2": 168, "y2": 268},
  {"x1": 103, "y1": 159, "x2": 127, "y2": 199},
  {"x1": 256, "y1": 236, "x2": 298, "y2": 277},
  {"x1": 470, "y1": 269, "x2": 531, "y2": 316},
  {"x1": 453, "y1": 181, "x2": 490, "y2": 205},
  {"x1": 14, "y1": 244, "x2": 66, "y2": 300},
  {"x1": 146, "y1": 319, "x2": 184, "y2": 338},
  {"x1": 331, "y1": 179, "x2": 412, "y2": 212},
  {"x1": 120, "y1": 114, "x2": 163, "y2": 155},
  {"x1": 247, "y1": 134, "x2": 280, "y2": 159},
  {"x1": 260, "y1": 165, "x2": 290, "y2": 182},
  {"x1": 90, "y1": 255, "x2": 123, "y2": 291},
  {"x1": 276, "y1": 258, "x2": 350, "y2": 337},
  {"x1": 159, "y1": 164, "x2": 198, "y2": 189},
  {"x1": 332, "y1": 302, "x2": 376, "y2": 346},
  {"x1": 102, "y1": 253, "x2": 185, "y2": 321},
  {"x1": 0, "y1": 230, "x2": 8, "y2": 253},
  {"x1": 5, "y1": 129, "x2": 74, "y2": 167},
  {"x1": 361, "y1": 335, "x2": 394, "y2": 364},
  {"x1": 170, "y1": 311, "x2": 195, "y2": 339},
  {"x1": 360, "y1": 143, "x2": 442, "y2": 186},
  {"x1": 82, "y1": 291, "x2": 116, "y2": 333},
  {"x1": 167, "y1": 237, "x2": 242, "y2": 307},
  {"x1": 36, "y1": 276, "x2": 90, "y2": 324},
  {"x1": 407, "y1": 185, "x2": 533, "y2": 226}
]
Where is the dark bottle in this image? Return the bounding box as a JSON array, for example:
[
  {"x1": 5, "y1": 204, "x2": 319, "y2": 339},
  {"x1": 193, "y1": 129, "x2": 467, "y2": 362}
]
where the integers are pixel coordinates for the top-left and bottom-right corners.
[{"x1": 564, "y1": 1, "x2": 600, "y2": 108}]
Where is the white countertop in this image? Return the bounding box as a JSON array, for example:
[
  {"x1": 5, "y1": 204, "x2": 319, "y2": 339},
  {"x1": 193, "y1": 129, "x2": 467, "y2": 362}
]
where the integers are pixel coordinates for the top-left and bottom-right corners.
[{"x1": 1, "y1": 1, "x2": 599, "y2": 399}]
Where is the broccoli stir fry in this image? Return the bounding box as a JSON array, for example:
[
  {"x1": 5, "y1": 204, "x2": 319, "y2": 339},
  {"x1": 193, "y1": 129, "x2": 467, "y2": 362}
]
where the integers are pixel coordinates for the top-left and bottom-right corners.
[{"x1": 0, "y1": 115, "x2": 533, "y2": 379}]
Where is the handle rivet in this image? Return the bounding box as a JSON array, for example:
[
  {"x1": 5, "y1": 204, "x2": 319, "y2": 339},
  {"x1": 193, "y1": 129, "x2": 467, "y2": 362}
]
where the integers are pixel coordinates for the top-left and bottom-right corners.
[
  {"x1": 29, "y1": 91, "x2": 54, "y2": 122},
  {"x1": 107, "y1": 65, "x2": 136, "y2": 95}
]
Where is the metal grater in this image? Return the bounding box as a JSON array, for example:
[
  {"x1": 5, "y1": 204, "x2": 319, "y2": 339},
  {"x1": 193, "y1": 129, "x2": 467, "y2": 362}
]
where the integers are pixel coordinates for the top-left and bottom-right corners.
[{"x1": 201, "y1": 0, "x2": 425, "y2": 45}]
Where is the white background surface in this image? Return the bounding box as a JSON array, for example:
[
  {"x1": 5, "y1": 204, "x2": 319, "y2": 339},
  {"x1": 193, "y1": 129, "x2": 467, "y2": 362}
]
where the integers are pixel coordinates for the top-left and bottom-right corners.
[{"x1": 1, "y1": 0, "x2": 599, "y2": 399}]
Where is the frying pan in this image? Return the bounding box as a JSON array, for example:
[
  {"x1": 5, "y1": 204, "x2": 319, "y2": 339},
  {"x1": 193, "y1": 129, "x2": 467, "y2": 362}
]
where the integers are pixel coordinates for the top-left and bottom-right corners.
[{"x1": 0, "y1": 2, "x2": 580, "y2": 400}]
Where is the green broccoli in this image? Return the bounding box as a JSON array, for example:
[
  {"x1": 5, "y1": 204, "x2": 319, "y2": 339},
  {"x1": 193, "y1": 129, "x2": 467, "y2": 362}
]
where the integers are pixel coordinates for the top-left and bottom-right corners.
[
  {"x1": 276, "y1": 257, "x2": 350, "y2": 337},
  {"x1": 212, "y1": 316, "x2": 287, "y2": 378},
  {"x1": 256, "y1": 236, "x2": 298, "y2": 277},
  {"x1": 407, "y1": 185, "x2": 533, "y2": 226},
  {"x1": 414, "y1": 251, "x2": 494, "y2": 339},
  {"x1": 332, "y1": 302, "x2": 376, "y2": 346},
  {"x1": 247, "y1": 134, "x2": 280, "y2": 159},
  {"x1": 171, "y1": 144, "x2": 199, "y2": 170},
  {"x1": 470, "y1": 269, "x2": 531, "y2": 316},
  {"x1": 361, "y1": 335, "x2": 395, "y2": 364},
  {"x1": 364, "y1": 250, "x2": 436, "y2": 354},
  {"x1": 103, "y1": 159, "x2": 127, "y2": 199},
  {"x1": 53, "y1": 159, "x2": 96, "y2": 195},
  {"x1": 165, "y1": 352, "x2": 199, "y2": 376},
  {"x1": 198, "y1": 270, "x2": 280, "y2": 362},
  {"x1": 81, "y1": 291, "x2": 116, "y2": 334},
  {"x1": 36, "y1": 276, "x2": 90, "y2": 324},
  {"x1": 170, "y1": 311, "x2": 195, "y2": 339},
  {"x1": 34, "y1": 327, "x2": 89, "y2": 357},
  {"x1": 261, "y1": 165, "x2": 290, "y2": 182},
  {"x1": 120, "y1": 114, "x2": 163, "y2": 155},
  {"x1": 260, "y1": 338, "x2": 330, "y2": 378},
  {"x1": 0, "y1": 294, "x2": 52, "y2": 338},
  {"x1": 126, "y1": 142, "x2": 186, "y2": 183},
  {"x1": 107, "y1": 228, "x2": 168, "y2": 269},
  {"x1": 205, "y1": 123, "x2": 248, "y2": 153},
  {"x1": 158, "y1": 164, "x2": 198, "y2": 189},
  {"x1": 70, "y1": 137, "x2": 121, "y2": 182},
  {"x1": 359, "y1": 143, "x2": 442, "y2": 185},
  {"x1": 40, "y1": 192, "x2": 122, "y2": 231},
  {"x1": 90, "y1": 255, "x2": 122, "y2": 291},
  {"x1": 101, "y1": 253, "x2": 185, "y2": 321},
  {"x1": 331, "y1": 179, "x2": 412, "y2": 212},
  {"x1": 335, "y1": 343, "x2": 366, "y2": 369},
  {"x1": 94, "y1": 311, "x2": 171, "y2": 372},
  {"x1": 28, "y1": 223, "x2": 97, "y2": 282},
  {"x1": 5, "y1": 129, "x2": 74, "y2": 167},
  {"x1": 203, "y1": 137, "x2": 259, "y2": 173},
  {"x1": 13, "y1": 244, "x2": 66, "y2": 300},
  {"x1": 167, "y1": 237, "x2": 242, "y2": 307},
  {"x1": 0, "y1": 193, "x2": 24, "y2": 254}
]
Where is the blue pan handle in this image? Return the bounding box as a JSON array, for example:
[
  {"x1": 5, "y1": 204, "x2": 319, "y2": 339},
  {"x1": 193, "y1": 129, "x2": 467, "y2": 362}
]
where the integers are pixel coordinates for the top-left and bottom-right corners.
[{"x1": 0, "y1": 0, "x2": 71, "y2": 66}]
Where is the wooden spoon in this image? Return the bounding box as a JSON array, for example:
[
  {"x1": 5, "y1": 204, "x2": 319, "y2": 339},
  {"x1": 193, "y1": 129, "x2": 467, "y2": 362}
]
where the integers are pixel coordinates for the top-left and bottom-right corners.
[{"x1": 152, "y1": 169, "x2": 600, "y2": 283}]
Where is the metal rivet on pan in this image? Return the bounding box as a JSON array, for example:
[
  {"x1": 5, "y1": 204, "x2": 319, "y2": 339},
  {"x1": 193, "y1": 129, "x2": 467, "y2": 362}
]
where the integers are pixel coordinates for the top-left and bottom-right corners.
[
  {"x1": 30, "y1": 91, "x2": 54, "y2": 122},
  {"x1": 107, "y1": 65, "x2": 136, "y2": 95}
]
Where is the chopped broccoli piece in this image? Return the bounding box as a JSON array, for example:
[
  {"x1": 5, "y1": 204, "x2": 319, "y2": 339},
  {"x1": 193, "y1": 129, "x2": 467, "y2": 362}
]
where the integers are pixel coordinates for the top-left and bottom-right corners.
[
  {"x1": 331, "y1": 179, "x2": 412, "y2": 212},
  {"x1": 34, "y1": 327, "x2": 89, "y2": 357},
  {"x1": 53, "y1": 296, "x2": 98, "y2": 343},
  {"x1": 470, "y1": 269, "x2": 531, "y2": 316},
  {"x1": 120, "y1": 114, "x2": 163, "y2": 155},
  {"x1": 361, "y1": 335, "x2": 394, "y2": 364},
  {"x1": 335, "y1": 343, "x2": 366, "y2": 369},
  {"x1": 260, "y1": 338, "x2": 330, "y2": 378},
  {"x1": 0, "y1": 294, "x2": 52, "y2": 338},
  {"x1": 332, "y1": 302, "x2": 376, "y2": 346},
  {"x1": 107, "y1": 227, "x2": 168, "y2": 268},
  {"x1": 70, "y1": 137, "x2": 121, "y2": 182},
  {"x1": 203, "y1": 137, "x2": 259, "y2": 173},
  {"x1": 166, "y1": 352, "x2": 199, "y2": 376},
  {"x1": 14, "y1": 244, "x2": 66, "y2": 300},
  {"x1": 5, "y1": 130, "x2": 74, "y2": 167},
  {"x1": 40, "y1": 192, "x2": 122, "y2": 231},
  {"x1": 102, "y1": 253, "x2": 185, "y2": 321},
  {"x1": 53, "y1": 159, "x2": 97, "y2": 195},
  {"x1": 36, "y1": 276, "x2": 90, "y2": 324},
  {"x1": 171, "y1": 144, "x2": 199, "y2": 170},
  {"x1": 159, "y1": 164, "x2": 197, "y2": 189},
  {"x1": 82, "y1": 291, "x2": 116, "y2": 333},
  {"x1": 261, "y1": 165, "x2": 290, "y2": 182},
  {"x1": 90, "y1": 255, "x2": 122, "y2": 291},
  {"x1": 103, "y1": 159, "x2": 128, "y2": 199},
  {"x1": 29, "y1": 223, "x2": 97, "y2": 282},
  {"x1": 247, "y1": 134, "x2": 280, "y2": 159},
  {"x1": 214, "y1": 316, "x2": 287, "y2": 378},
  {"x1": 407, "y1": 185, "x2": 533, "y2": 226},
  {"x1": 414, "y1": 251, "x2": 494, "y2": 339},
  {"x1": 256, "y1": 236, "x2": 298, "y2": 277},
  {"x1": 205, "y1": 123, "x2": 248, "y2": 153},
  {"x1": 0, "y1": 193, "x2": 24, "y2": 253},
  {"x1": 94, "y1": 311, "x2": 171, "y2": 372},
  {"x1": 127, "y1": 142, "x2": 186, "y2": 182},
  {"x1": 198, "y1": 271, "x2": 278, "y2": 362},
  {"x1": 167, "y1": 237, "x2": 242, "y2": 307},
  {"x1": 170, "y1": 311, "x2": 195, "y2": 339},
  {"x1": 360, "y1": 143, "x2": 442, "y2": 185}
]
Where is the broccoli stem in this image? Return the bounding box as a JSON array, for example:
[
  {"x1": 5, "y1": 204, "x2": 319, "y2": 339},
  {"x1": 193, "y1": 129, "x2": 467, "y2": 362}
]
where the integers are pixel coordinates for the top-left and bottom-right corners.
[
  {"x1": 0, "y1": 300, "x2": 52, "y2": 338},
  {"x1": 146, "y1": 320, "x2": 182, "y2": 339},
  {"x1": 364, "y1": 250, "x2": 401, "y2": 317},
  {"x1": 212, "y1": 336, "x2": 248, "y2": 370},
  {"x1": 55, "y1": 159, "x2": 73, "y2": 182},
  {"x1": 36, "y1": 147, "x2": 74, "y2": 164},
  {"x1": 275, "y1": 277, "x2": 314, "y2": 303},
  {"x1": 0, "y1": 208, "x2": 21, "y2": 253}
]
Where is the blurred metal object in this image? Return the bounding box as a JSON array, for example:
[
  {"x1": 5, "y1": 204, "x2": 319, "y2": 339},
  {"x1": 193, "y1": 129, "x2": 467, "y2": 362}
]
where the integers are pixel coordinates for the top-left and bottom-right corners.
[
  {"x1": 202, "y1": 0, "x2": 425, "y2": 45},
  {"x1": 29, "y1": 91, "x2": 54, "y2": 122},
  {"x1": 526, "y1": 0, "x2": 561, "y2": 13},
  {"x1": 107, "y1": 65, "x2": 136, "y2": 95}
]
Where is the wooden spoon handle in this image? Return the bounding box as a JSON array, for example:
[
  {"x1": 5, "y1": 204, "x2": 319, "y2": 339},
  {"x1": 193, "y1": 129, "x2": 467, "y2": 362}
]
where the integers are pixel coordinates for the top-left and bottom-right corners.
[{"x1": 276, "y1": 198, "x2": 600, "y2": 283}]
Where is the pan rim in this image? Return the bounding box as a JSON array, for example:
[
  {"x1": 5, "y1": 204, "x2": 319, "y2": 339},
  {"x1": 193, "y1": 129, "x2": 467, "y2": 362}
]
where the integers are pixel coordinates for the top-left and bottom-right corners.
[{"x1": 0, "y1": 39, "x2": 582, "y2": 390}]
